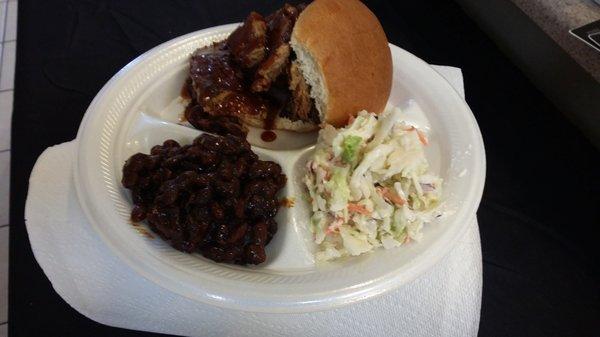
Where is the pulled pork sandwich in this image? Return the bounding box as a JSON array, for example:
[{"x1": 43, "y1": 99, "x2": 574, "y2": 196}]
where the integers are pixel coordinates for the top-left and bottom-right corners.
[{"x1": 184, "y1": 0, "x2": 392, "y2": 133}]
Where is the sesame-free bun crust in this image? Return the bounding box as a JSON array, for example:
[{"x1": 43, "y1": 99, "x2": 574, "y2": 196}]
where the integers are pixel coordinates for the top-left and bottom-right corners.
[{"x1": 292, "y1": 0, "x2": 393, "y2": 127}]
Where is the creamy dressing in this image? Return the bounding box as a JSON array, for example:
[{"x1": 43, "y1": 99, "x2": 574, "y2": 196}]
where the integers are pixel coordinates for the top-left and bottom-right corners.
[{"x1": 385, "y1": 99, "x2": 432, "y2": 134}]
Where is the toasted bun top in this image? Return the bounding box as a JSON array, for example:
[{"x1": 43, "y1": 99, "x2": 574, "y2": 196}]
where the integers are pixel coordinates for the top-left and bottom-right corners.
[{"x1": 292, "y1": 0, "x2": 393, "y2": 127}]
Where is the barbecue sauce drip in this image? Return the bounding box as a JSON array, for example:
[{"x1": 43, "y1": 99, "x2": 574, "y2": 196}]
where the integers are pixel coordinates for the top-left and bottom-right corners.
[
  {"x1": 261, "y1": 131, "x2": 277, "y2": 142},
  {"x1": 180, "y1": 78, "x2": 192, "y2": 100}
]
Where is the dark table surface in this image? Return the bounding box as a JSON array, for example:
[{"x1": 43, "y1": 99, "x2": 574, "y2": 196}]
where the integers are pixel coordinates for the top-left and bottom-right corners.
[{"x1": 9, "y1": 0, "x2": 599, "y2": 336}]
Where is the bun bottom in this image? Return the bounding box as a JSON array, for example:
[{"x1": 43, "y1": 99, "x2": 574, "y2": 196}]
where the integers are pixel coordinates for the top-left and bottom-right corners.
[{"x1": 239, "y1": 115, "x2": 319, "y2": 132}]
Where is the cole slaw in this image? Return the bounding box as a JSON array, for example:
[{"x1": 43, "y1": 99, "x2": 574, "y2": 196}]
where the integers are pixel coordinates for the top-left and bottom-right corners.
[{"x1": 304, "y1": 107, "x2": 443, "y2": 261}]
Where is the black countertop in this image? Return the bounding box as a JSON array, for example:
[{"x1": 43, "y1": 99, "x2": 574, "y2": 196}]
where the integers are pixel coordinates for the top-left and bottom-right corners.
[{"x1": 9, "y1": 1, "x2": 599, "y2": 336}]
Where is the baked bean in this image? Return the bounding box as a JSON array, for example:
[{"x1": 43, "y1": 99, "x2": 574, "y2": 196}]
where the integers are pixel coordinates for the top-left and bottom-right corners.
[{"x1": 122, "y1": 133, "x2": 284, "y2": 265}]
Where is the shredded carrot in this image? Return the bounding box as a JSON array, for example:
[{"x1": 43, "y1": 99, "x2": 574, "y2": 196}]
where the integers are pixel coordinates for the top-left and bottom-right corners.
[
  {"x1": 325, "y1": 226, "x2": 337, "y2": 235},
  {"x1": 325, "y1": 218, "x2": 344, "y2": 235},
  {"x1": 347, "y1": 203, "x2": 371, "y2": 215},
  {"x1": 401, "y1": 125, "x2": 428, "y2": 145},
  {"x1": 347, "y1": 115, "x2": 356, "y2": 125},
  {"x1": 377, "y1": 187, "x2": 406, "y2": 206},
  {"x1": 416, "y1": 129, "x2": 429, "y2": 146}
]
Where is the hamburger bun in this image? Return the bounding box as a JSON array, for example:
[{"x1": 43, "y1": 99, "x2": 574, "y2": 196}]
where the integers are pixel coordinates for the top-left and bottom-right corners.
[{"x1": 291, "y1": 0, "x2": 393, "y2": 128}]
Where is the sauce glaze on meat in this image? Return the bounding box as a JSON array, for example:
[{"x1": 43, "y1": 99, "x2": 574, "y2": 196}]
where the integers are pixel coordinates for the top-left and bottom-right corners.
[{"x1": 184, "y1": 3, "x2": 319, "y2": 138}]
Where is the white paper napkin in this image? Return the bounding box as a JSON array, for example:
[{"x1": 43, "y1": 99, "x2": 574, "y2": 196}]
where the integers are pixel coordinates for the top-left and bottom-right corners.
[{"x1": 25, "y1": 66, "x2": 481, "y2": 337}]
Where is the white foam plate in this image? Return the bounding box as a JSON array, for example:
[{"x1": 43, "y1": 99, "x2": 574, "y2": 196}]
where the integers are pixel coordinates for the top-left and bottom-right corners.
[{"x1": 74, "y1": 24, "x2": 485, "y2": 313}]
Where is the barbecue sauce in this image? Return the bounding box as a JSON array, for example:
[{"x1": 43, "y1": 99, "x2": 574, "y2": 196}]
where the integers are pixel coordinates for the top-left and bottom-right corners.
[{"x1": 261, "y1": 130, "x2": 277, "y2": 142}]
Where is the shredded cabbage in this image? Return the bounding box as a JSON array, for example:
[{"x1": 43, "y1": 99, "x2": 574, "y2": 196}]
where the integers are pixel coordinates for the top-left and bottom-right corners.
[{"x1": 304, "y1": 107, "x2": 444, "y2": 261}]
